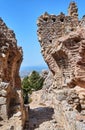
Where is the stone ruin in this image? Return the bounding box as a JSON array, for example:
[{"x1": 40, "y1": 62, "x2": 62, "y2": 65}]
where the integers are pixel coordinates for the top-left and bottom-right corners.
[
  {"x1": 0, "y1": 18, "x2": 26, "y2": 129},
  {"x1": 37, "y1": 2, "x2": 85, "y2": 130}
]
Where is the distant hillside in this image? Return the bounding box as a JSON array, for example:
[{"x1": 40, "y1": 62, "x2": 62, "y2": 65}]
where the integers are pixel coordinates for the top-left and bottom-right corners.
[{"x1": 20, "y1": 66, "x2": 48, "y2": 78}]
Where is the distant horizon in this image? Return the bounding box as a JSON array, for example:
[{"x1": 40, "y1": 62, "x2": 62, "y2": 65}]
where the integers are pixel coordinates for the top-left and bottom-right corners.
[
  {"x1": 20, "y1": 63, "x2": 48, "y2": 68},
  {"x1": 20, "y1": 64, "x2": 48, "y2": 69},
  {"x1": 20, "y1": 65, "x2": 48, "y2": 77}
]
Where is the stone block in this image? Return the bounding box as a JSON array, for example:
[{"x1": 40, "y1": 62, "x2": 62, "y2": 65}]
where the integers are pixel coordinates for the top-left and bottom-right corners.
[
  {"x1": 0, "y1": 97, "x2": 6, "y2": 105},
  {"x1": 0, "y1": 90, "x2": 7, "y2": 97},
  {"x1": 0, "y1": 104, "x2": 7, "y2": 119}
]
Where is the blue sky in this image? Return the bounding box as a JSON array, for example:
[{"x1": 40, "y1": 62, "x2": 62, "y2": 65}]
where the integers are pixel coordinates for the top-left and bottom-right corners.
[{"x1": 0, "y1": 0, "x2": 85, "y2": 67}]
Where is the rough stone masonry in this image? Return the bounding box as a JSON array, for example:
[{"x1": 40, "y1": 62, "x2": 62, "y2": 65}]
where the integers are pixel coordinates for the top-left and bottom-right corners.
[
  {"x1": 37, "y1": 1, "x2": 85, "y2": 89},
  {"x1": 0, "y1": 18, "x2": 26, "y2": 130},
  {"x1": 37, "y1": 2, "x2": 85, "y2": 130}
]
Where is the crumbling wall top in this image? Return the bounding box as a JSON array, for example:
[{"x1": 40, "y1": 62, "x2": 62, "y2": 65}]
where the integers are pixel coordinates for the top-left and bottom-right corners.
[
  {"x1": 37, "y1": 2, "x2": 79, "y2": 49},
  {"x1": 68, "y1": 1, "x2": 78, "y2": 18}
]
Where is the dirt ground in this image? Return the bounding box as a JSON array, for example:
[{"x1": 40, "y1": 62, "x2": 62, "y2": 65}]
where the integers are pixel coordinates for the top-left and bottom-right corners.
[{"x1": 27, "y1": 90, "x2": 64, "y2": 130}]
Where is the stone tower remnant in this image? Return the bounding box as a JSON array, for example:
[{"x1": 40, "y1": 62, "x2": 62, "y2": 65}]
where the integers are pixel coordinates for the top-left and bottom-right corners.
[
  {"x1": 37, "y1": 2, "x2": 85, "y2": 130},
  {"x1": 37, "y1": 1, "x2": 85, "y2": 89},
  {"x1": 68, "y1": 1, "x2": 78, "y2": 17}
]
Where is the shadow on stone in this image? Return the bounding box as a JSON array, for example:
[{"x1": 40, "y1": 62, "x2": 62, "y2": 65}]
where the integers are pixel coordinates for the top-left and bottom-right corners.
[
  {"x1": 28, "y1": 107, "x2": 54, "y2": 130},
  {"x1": 0, "y1": 117, "x2": 3, "y2": 121}
]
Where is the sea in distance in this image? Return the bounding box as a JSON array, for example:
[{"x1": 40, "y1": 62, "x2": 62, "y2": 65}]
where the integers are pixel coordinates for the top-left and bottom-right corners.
[{"x1": 20, "y1": 65, "x2": 48, "y2": 78}]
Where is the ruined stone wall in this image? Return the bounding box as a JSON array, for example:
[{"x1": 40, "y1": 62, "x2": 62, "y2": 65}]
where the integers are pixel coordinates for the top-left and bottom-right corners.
[
  {"x1": 37, "y1": 2, "x2": 85, "y2": 89},
  {"x1": 37, "y1": 2, "x2": 85, "y2": 130},
  {"x1": 0, "y1": 18, "x2": 24, "y2": 129},
  {"x1": 0, "y1": 18, "x2": 23, "y2": 88},
  {"x1": 37, "y1": 2, "x2": 78, "y2": 47}
]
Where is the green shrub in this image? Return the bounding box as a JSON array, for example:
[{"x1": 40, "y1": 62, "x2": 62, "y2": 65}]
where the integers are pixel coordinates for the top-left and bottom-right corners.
[
  {"x1": 22, "y1": 71, "x2": 44, "y2": 103},
  {"x1": 28, "y1": 71, "x2": 44, "y2": 91},
  {"x1": 22, "y1": 76, "x2": 31, "y2": 94}
]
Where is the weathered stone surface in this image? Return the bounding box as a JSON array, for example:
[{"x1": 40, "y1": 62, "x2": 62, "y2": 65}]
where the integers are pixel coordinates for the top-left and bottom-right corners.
[
  {"x1": 37, "y1": 7, "x2": 85, "y2": 89},
  {"x1": 37, "y1": 2, "x2": 85, "y2": 130},
  {"x1": 0, "y1": 18, "x2": 25, "y2": 130},
  {"x1": 0, "y1": 18, "x2": 23, "y2": 88},
  {"x1": 0, "y1": 97, "x2": 6, "y2": 105},
  {"x1": 41, "y1": 70, "x2": 54, "y2": 90}
]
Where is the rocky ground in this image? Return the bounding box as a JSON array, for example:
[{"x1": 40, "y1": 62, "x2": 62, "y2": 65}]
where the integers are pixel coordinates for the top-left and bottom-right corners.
[
  {"x1": 27, "y1": 90, "x2": 64, "y2": 130},
  {"x1": 0, "y1": 111, "x2": 22, "y2": 130}
]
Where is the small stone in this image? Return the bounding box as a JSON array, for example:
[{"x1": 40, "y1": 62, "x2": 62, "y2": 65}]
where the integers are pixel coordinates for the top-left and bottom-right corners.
[
  {"x1": 0, "y1": 97, "x2": 6, "y2": 105},
  {"x1": 74, "y1": 98, "x2": 79, "y2": 103},
  {"x1": 80, "y1": 99, "x2": 84, "y2": 104},
  {"x1": 69, "y1": 108, "x2": 73, "y2": 111},
  {"x1": 81, "y1": 105, "x2": 85, "y2": 110},
  {"x1": 79, "y1": 93, "x2": 85, "y2": 100},
  {"x1": 1, "y1": 53, "x2": 6, "y2": 58},
  {"x1": 0, "y1": 90, "x2": 7, "y2": 96},
  {"x1": 1, "y1": 105, "x2": 7, "y2": 119},
  {"x1": 13, "y1": 111, "x2": 21, "y2": 117},
  {"x1": 81, "y1": 110, "x2": 85, "y2": 116}
]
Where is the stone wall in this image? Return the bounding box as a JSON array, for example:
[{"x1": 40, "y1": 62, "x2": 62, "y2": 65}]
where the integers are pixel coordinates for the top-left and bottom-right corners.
[
  {"x1": 0, "y1": 18, "x2": 23, "y2": 88},
  {"x1": 0, "y1": 18, "x2": 25, "y2": 129},
  {"x1": 37, "y1": 2, "x2": 85, "y2": 130},
  {"x1": 37, "y1": 1, "x2": 85, "y2": 89}
]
